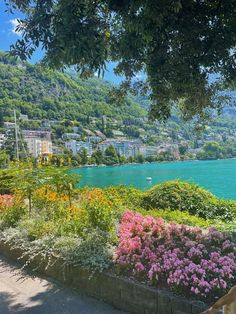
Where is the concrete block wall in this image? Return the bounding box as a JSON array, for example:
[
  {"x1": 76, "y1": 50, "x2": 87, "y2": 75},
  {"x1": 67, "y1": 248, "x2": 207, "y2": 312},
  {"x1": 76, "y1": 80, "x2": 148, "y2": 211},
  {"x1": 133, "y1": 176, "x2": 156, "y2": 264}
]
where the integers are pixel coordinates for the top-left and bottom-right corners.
[{"x1": 0, "y1": 241, "x2": 223, "y2": 314}]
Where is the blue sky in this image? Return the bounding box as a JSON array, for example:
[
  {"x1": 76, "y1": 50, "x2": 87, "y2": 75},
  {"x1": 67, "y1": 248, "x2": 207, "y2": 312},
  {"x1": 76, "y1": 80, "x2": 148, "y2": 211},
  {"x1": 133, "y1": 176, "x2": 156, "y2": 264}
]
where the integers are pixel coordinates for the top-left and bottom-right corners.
[
  {"x1": 0, "y1": 4, "x2": 124, "y2": 84},
  {"x1": 0, "y1": 5, "x2": 22, "y2": 51},
  {"x1": 0, "y1": 3, "x2": 42, "y2": 63}
]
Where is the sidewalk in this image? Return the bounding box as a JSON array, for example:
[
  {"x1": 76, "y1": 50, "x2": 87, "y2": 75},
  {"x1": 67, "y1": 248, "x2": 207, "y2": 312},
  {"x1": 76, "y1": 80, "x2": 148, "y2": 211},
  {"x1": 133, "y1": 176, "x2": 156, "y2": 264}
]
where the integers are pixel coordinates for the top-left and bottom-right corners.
[{"x1": 0, "y1": 256, "x2": 127, "y2": 314}]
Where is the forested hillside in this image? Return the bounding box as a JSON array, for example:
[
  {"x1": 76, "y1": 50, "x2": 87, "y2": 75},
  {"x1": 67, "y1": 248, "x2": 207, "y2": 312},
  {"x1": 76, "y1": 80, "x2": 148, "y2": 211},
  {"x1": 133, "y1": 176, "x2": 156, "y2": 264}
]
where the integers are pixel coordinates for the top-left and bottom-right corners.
[{"x1": 0, "y1": 52, "x2": 145, "y2": 124}]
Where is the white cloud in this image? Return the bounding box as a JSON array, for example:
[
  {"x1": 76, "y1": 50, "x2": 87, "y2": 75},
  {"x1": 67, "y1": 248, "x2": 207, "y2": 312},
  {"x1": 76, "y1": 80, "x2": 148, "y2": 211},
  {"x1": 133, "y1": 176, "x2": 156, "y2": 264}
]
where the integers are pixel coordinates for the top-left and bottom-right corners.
[
  {"x1": 134, "y1": 72, "x2": 145, "y2": 81},
  {"x1": 135, "y1": 73, "x2": 143, "y2": 79},
  {"x1": 9, "y1": 18, "x2": 23, "y2": 36}
]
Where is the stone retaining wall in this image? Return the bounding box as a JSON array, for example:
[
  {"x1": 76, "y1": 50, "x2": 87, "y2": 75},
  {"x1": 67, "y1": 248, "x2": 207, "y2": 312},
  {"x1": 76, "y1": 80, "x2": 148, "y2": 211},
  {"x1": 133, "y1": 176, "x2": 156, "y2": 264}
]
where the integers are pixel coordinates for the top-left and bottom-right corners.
[{"x1": 0, "y1": 241, "x2": 221, "y2": 314}]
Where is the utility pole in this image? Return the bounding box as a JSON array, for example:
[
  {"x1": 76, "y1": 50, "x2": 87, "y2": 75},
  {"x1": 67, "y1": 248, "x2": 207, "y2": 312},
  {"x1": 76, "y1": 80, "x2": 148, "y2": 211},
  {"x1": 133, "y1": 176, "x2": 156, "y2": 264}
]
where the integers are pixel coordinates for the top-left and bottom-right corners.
[{"x1": 14, "y1": 110, "x2": 19, "y2": 161}]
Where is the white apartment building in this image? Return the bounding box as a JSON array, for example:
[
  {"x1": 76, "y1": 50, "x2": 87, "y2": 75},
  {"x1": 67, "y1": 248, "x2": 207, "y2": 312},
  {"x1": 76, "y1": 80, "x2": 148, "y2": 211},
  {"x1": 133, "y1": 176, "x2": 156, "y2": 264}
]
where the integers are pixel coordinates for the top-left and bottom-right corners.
[
  {"x1": 98, "y1": 139, "x2": 141, "y2": 158},
  {"x1": 25, "y1": 137, "x2": 43, "y2": 157},
  {"x1": 52, "y1": 145, "x2": 64, "y2": 155},
  {"x1": 62, "y1": 133, "x2": 80, "y2": 140},
  {"x1": 86, "y1": 136, "x2": 102, "y2": 143},
  {"x1": 65, "y1": 140, "x2": 93, "y2": 157},
  {"x1": 139, "y1": 145, "x2": 158, "y2": 157},
  {"x1": 19, "y1": 114, "x2": 28, "y2": 121},
  {"x1": 3, "y1": 122, "x2": 16, "y2": 129}
]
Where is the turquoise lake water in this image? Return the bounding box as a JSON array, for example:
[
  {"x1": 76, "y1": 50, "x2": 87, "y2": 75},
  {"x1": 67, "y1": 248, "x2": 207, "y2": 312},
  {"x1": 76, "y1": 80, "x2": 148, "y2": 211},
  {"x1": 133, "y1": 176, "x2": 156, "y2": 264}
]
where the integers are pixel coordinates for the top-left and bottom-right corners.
[{"x1": 72, "y1": 159, "x2": 236, "y2": 200}]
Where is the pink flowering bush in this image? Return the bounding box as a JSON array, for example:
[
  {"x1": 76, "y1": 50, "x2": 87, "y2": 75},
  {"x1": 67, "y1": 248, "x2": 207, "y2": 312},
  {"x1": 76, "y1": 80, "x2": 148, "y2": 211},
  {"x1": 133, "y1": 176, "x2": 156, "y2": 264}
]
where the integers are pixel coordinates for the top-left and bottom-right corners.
[
  {"x1": 115, "y1": 211, "x2": 236, "y2": 301},
  {"x1": 0, "y1": 194, "x2": 14, "y2": 212}
]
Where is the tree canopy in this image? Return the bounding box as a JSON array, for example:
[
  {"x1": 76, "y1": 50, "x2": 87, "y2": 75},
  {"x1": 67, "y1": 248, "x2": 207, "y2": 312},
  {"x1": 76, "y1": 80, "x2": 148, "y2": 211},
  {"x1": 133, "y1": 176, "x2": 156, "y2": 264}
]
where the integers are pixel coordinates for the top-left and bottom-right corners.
[{"x1": 4, "y1": 0, "x2": 236, "y2": 120}]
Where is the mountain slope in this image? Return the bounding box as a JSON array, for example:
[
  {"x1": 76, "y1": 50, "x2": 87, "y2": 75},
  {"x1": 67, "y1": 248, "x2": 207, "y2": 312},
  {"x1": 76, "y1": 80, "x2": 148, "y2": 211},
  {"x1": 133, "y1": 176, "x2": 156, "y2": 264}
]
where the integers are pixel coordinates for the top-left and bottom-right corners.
[{"x1": 0, "y1": 52, "x2": 146, "y2": 124}]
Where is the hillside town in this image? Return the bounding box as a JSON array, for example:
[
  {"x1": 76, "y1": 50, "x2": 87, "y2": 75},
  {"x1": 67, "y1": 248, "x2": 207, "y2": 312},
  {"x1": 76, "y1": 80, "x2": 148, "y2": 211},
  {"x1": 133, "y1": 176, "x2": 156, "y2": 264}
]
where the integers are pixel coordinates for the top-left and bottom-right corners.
[
  {"x1": 0, "y1": 118, "x2": 180, "y2": 162},
  {"x1": 1, "y1": 111, "x2": 236, "y2": 165}
]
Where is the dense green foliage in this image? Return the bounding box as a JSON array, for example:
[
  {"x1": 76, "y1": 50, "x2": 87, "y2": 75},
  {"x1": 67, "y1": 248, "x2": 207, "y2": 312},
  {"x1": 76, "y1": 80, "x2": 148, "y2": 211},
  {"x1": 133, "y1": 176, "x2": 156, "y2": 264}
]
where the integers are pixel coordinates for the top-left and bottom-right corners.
[
  {"x1": 5, "y1": 0, "x2": 236, "y2": 120},
  {"x1": 103, "y1": 186, "x2": 143, "y2": 210},
  {"x1": 196, "y1": 141, "x2": 236, "y2": 160},
  {"x1": 142, "y1": 180, "x2": 236, "y2": 221},
  {"x1": 0, "y1": 150, "x2": 9, "y2": 168},
  {"x1": 1, "y1": 204, "x2": 26, "y2": 228},
  {"x1": 103, "y1": 145, "x2": 119, "y2": 165},
  {"x1": 0, "y1": 52, "x2": 145, "y2": 124}
]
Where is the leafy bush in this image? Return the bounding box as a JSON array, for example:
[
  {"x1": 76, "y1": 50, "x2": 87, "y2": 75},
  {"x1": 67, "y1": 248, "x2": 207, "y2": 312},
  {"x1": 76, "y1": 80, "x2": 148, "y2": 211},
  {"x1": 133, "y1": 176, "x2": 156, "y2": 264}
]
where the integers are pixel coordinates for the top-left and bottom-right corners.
[
  {"x1": 137, "y1": 208, "x2": 236, "y2": 235},
  {"x1": 19, "y1": 219, "x2": 58, "y2": 241},
  {"x1": 33, "y1": 187, "x2": 71, "y2": 222},
  {"x1": 115, "y1": 211, "x2": 236, "y2": 301},
  {"x1": 142, "y1": 180, "x2": 235, "y2": 221},
  {"x1": 103, "y1": 186, "x2": 143, "y2": 209},
  {"x1": 1, "y1": 227, "x2": 113, "y2": 272},
  {"x1": 138, "y1": 208, "x2": 210, "y2": 227},
  {"x1": 58, "y1": 209, "x2": 88, "y2": 238},
  {"x1": 56, "y1": 230, "x2": 113, "y2": 271},
  {"x1": 14, "y1": 188, "x2": 120, "y2": 241},
  {"x1": 1, "y1": 205, "x2": 27, "y2": 228},
  {"x1": 79, "y1": 189, "x2": 118, "y2": 234}
]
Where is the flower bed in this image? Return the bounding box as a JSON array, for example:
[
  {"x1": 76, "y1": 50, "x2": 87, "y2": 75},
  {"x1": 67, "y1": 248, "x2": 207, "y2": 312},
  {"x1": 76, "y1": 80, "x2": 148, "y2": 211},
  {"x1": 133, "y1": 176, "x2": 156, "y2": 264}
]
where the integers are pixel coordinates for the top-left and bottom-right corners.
[
  {"x1": 115, "y1": 211, "x2": 236, "y2": 302},
  {"x1": 0, "y1": 239, "x2": 210, "y2": 314},
  {"x1": 1, "y1": 165, "x2": 236, "y2": 305}
]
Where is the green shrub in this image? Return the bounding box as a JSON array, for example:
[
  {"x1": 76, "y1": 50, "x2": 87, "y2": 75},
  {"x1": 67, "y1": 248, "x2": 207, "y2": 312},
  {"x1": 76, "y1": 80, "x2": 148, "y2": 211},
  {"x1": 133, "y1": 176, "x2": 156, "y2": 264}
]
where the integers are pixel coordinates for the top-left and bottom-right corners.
[
  {"x1": 1, "y1": 227, "x2": 113, "y2": 272},
  {"x1": 138, "y1": 208, "x2": 210, "y2": 227},
  {"x1": 103, "y1": 185, "x2": 143, "y2": 209},
  {"x1": 142, "y1": 180, "x2": 236, "y2": 221},
  {"x1": 1, "y1": 205, "x2": 27, "y2": 228},
  {"x1": 59, "y1": 188, "x2": 119, "y2": 239},
  {"x1": 86, "y1": 201, "x2": 115, "y2": 233},
  {"x1": 56, "y1": 231, "x2": 113, "y2": 271},
  {"x1": 136, "y1": 208, "x2": 236, "y2": 235},
  {"x1": 19, "y1": 218, "x2": 57, "y2": 241},
  {"x1": 58, "y1": 211, "x2": 88, "y2": 238},
  {"x1": 79, "y1": 189, "x2": 118, "y2": 234}
]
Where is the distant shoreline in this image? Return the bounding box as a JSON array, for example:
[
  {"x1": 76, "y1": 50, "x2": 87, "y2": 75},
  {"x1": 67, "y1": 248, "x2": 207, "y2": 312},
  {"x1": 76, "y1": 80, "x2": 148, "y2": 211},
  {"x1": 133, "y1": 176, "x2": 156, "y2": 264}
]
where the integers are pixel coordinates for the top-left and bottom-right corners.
[{"x1": 71, "y1": 156, "x2": 236, "y2": 170}]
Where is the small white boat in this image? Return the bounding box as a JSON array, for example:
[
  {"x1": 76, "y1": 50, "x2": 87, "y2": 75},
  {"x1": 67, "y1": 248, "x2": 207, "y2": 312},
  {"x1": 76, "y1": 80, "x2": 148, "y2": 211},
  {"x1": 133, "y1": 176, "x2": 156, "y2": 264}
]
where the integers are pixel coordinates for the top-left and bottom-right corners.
[{"x1": 146, "y1": 177, "x2": 152, "y2": 181}]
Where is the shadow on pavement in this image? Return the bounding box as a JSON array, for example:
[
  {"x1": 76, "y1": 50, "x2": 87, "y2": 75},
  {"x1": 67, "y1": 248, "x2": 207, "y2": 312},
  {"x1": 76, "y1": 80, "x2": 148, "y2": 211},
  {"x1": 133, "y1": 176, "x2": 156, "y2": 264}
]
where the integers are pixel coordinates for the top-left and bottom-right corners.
[{"x1": 0, "y1": 256, "x2": 126, "y2": 314}]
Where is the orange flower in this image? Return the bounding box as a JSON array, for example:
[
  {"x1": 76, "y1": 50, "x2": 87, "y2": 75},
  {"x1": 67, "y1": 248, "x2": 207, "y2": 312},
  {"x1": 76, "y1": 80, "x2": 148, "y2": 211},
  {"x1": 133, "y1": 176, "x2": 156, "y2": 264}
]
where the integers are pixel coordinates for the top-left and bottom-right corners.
[
  {"x1": 80, "y1": 188, "x2": 113, "y2": 206},
  {"x1": 34, "y1": 187, "x2": 69, "y2": 202}
]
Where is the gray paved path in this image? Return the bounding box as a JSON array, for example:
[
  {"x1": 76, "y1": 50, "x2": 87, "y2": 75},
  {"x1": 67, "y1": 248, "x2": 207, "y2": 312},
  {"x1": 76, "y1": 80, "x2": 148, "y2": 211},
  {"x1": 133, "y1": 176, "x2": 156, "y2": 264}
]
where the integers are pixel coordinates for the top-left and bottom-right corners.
[{"x1": 0, "y1": 257, "x2": 127, "y2": 314}]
